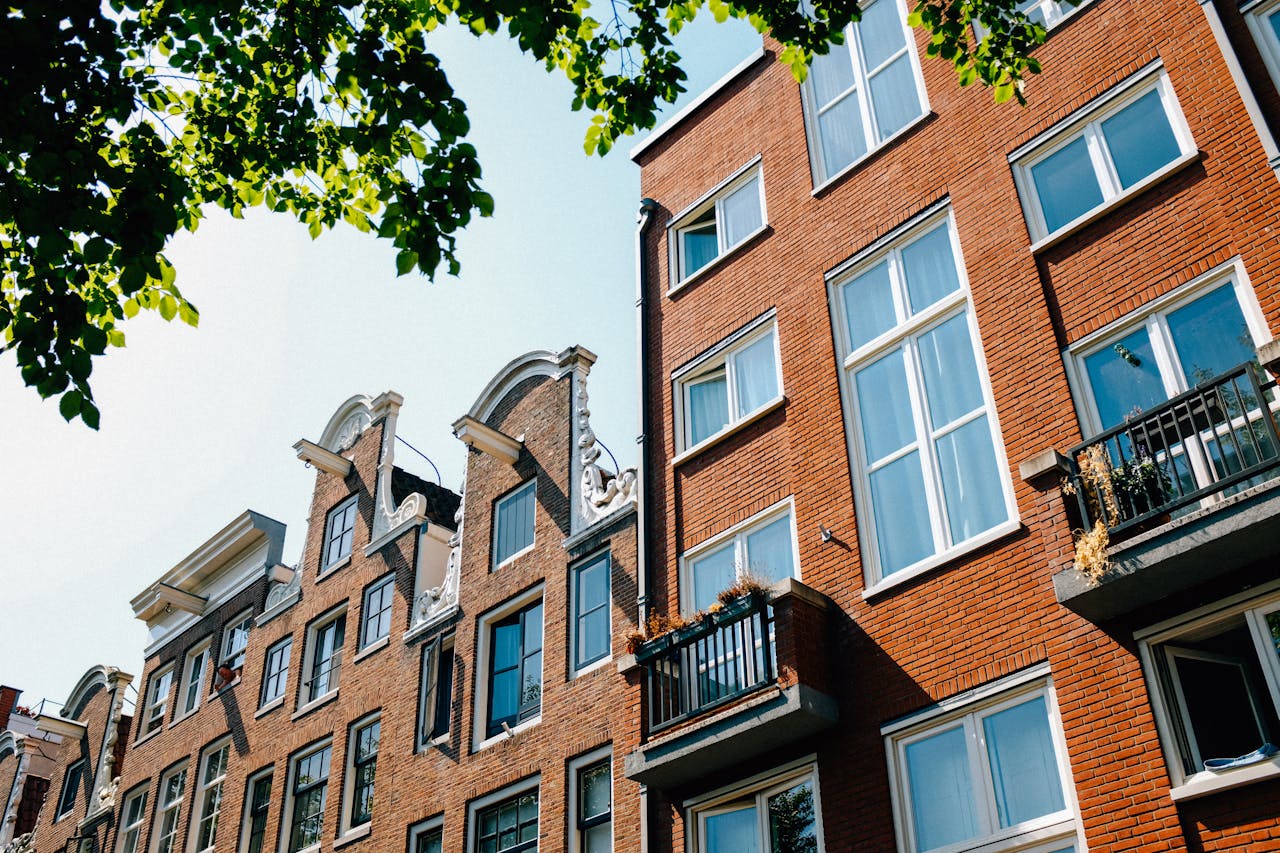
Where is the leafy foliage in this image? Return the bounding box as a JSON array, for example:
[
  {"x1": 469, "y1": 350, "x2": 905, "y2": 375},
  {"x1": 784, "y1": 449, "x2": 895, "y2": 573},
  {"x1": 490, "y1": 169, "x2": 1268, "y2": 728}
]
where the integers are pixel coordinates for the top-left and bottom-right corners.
[{"x1": 0, "y1": 0, "x2": 1045, "y2": 425}]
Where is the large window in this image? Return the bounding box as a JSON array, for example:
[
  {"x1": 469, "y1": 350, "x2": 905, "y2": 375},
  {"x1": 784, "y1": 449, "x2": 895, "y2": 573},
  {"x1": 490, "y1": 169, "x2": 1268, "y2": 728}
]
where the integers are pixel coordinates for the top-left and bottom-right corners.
[
  {"x1": 831, "y1": 209, "x2": 1014, "y2": 586},
  {"x1": 260, "y1": 636, "x2": 292, "y2": 707},
  {"x1": 674, "y1": 316, "x2": 782, "y2": 453},
  {"x1": 668, "y1": 161, "x2": 766, "y2": 287},
  {"x1": 344, "y1": 716, "x2": 380, "y2": 830},
  {"x1": 180, "y1": 641, "x2": 210, "y2": 717},
  {"x1": 493, "y1": 480, "x2": 536, "y2": 567},
  {"x1": 473, "y1": 787, "x2": 539, "y2": 853},
  {"x1": 885, "y1": 679, "x2": 1078, "y2": 853},
  {"x1": 1246, "y1": 0, "x2": 1280, "y2": 93},
  {"x1": 192, "y1": 740, "x2": 230, "y2": 853},
  {"x1": 55, "y1": 757, "x2": 86, "y2": 819},
  {"x1": 360, "y1": 575, "x2": 395, "y2": 649},
  {"x1": 571, "y1": 551, "x2": 612, "y2": 673},
  {"x1": 240, "y1": 769, "x2": 272, "y2": 853},
  {"x1": 802, "y1": 0, "x2": 927, "y2": 185},
  {"x1": 690, "y1": 764, "x2": 821, "y2": 853},
  {"x1": 570, "y1": 750, "x2": 612, "y2": 853},
  {"x1": 117, "y1": 786, "x2": 148, "y2": 853},
  {"x1": 152, "y1": 765, "x2": 187, "y2": 853},
  {"x1": 418, "y1": 636, "x2": 455, "y2": 749},
  {"x1": 1011, "y1": 65, "x2": 1194, "y2": 245},
  {"x1": 302, "y1": 609, "x2": 346, "y2": 705},
  {"x1": 220, "y1": 610, "x2": 253, "y2": 674},
  {"x1": 323, "y1": 495, "x2": 358, "y2": 570},
  {"x1": 142, "y1": 665, "x2": 174, "y2": 736},
  {"x1": 681, "y1": 503, "x2": 797, "y2": 613},
  {"x1": 485, "y1": 599, "x2": 543, "y2": 739},
  {"x1": 286, "y1": 742, "x2": 332, "y2": 853}
]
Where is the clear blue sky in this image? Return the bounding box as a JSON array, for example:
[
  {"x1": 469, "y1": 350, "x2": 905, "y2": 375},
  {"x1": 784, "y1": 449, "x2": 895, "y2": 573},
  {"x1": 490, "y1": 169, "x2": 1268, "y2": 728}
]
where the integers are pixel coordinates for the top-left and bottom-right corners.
[{"x1": 0, "y1": 15, "x2": 760, "y2": 710}]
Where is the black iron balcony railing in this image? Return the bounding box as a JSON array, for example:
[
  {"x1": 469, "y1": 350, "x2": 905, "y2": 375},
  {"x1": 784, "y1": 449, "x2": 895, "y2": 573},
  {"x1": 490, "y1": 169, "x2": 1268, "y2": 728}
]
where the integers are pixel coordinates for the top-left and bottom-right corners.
[
  {"x1": 635, "y1": 592, "x2": 775, "y2": 734},
  {"x1": 1067, "y1": 363, "x2": 1280, "y2": 537}
]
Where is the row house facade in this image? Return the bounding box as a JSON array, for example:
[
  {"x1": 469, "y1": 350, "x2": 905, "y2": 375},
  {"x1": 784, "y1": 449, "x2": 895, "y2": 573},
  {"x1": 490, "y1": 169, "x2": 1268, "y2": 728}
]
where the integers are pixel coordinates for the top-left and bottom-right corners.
[{"x1": 625, "y1": 0, "x2": 1280, "y2": 850}]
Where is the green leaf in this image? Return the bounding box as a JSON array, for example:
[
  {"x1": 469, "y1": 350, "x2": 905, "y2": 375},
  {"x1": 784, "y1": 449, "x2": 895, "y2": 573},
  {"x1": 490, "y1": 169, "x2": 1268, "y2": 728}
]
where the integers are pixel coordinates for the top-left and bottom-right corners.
[
  {"x1": 396, "y1": 249, "x2": 419, "y2": 276},
  {"x1": 59, "y1": 389, "x2": 83, "y2": 422},
  {"x1": 83, "y1": 237, "x2": 111, "y2": 264},
  {"x1": 159, "y1": 295, "x2": 178, "y2": 321},
  {"x1": 80, "y1": 398, "x2": 100, "y2": 430}
]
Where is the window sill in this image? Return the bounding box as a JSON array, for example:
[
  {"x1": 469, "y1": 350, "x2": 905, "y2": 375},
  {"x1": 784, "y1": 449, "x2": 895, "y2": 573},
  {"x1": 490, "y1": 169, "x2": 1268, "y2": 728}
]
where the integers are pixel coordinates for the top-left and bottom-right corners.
[
  {"x1": 292, "y1": 690, "x2": 339, "y2": 721},
  {"x1": 352, "y1": 636, "x2": 390, "y2": 664},
  {"x1": 1027, "y1": 151, "x2": 1201, "y2": 254},
  {"x1": 255, "y1": 697, "x2": 285, "y2": 719},
  {"x1": 861, "y1": 519, "x2": 1023, "y2": 600},
  {"x1": 474, "y1": 716, "x2": 540, "y2": 753},
  {"x1": 667, "y1": 223, "x2": 771, "y2": 298},
  {"x1": 671, "y1": 396, "x2": 787, "y2": 468},
  {"x1": 810, "y1": 111, "x2": 934, "y2": 197},
  {"x1": 1170, "y1": 756, "x2": 1280, "y2": 801},
  {"x1": 167, "y1": 709, "x2": 198, "y2": 730},
  {"x1": 133, "y1": 727, "x2": 162, "y2": 748},
  {"x1": 492, "y1": 542, "x2": 536, "y2": 572},
  {"x1": 317, "y1": 555, "x2": 351, "y2": 582},
  {"x1": 571, "y1": 655, "x2": 614, "y2": 680},
  {"x1": 334, "y1": 823, "x2": 372, "y2": 848}
]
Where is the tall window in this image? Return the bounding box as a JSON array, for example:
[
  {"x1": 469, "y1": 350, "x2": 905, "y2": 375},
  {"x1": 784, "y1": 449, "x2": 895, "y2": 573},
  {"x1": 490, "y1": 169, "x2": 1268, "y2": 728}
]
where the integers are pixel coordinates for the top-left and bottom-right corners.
[
  {"x1": 192, "y1": 741, "x2": 230, "y2": 853},
  {"x1": 220, "y1": 610, "x2": 253, "y2": 673},
  {"x1": 668, "y1": 161, "x2": 766, "y2": 287},
  {"x1": 418, "y1": 636, "x2": 455, "y2": 748},
  {"x1": 410, "y1": 819, "x2": 444, "y2": 853},
  {"x1": 572, "y1": 754, "x2": 612, "y2": 853},
  {"x1": 260, "y1": 636, "x2": 292, "y2": 707},
  {"x1": 1246, "y1": 0, "x2": 1280, "y2": 91},
  {"x1": 323, "y1": 496, "x2": 358, "y2": 570},
  {"x1": 142, "y1": 666, "x2": 174, "y2": 735},
  {"x1": 492, "y1": 480, "x2": 536, "y2": 567},
  {"x1": 360, "y1": 576, "x2": 395, "y2": 649},
  {"x1": 152, "y1": 765, "x2": 187, "y2": 853},
  {"x1": 674, "y1": 317, "x2": 782, "y2": 452},
  {"x1": 802, "y1": 0, "x2": 927, "y2": 184},
  {"x1": 681, "y1": 504, "x2": 796, "y2": 613},
  {"x1": 474, "y1": 789, "x2": 539, "y2": 853},
  {"x1": 55, "y1": 757, "x2": 86, "y2": 819},
  {"x1": 240, "y1": 770, "x2": 272, "y2": 853},
  {"x1": 180, "y1": 642, "x2": 210, "y2": 716},
  {"x1": 117, "y1": 786, "x2": 148, "y2": 853},
  {"x1": 287, "y1": 743, "x2": 331, "y2": 853},
  {"x1": 346, "y1": 718, "x2": 380, "y2": 829},
  {"x1": 832, "y1": 209, "x2": 1013, "y2": 585},
  {"x1": 691, "y1": 765, "x2": 821, "y2": 853},
  {"x1": 571, "y1": 551, "x2": 612, "y2": 673},
  {"x1": 303, "y1": 611, "x2": 345, "y2": 703},
  {"x1": 486, "y1": 600, "x2": 543, "y2": 738}
]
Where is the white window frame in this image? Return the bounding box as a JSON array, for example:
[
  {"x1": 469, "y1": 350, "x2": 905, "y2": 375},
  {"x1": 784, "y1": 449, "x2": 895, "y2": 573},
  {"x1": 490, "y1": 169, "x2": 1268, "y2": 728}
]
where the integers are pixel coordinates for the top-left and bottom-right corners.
[
  {"x1": 672, "y1": 312, "x2": 784, "y2": 459},
  {"x1": 678, "y1": 499, "x2": 799, "y2": 615},
  {"x1": 408, "y1": 815, "x2": 444, "y2": 853},
  {"x1": 358, "y1": 574, "x2": 395, "y2": 651},
  {"x1": 299, "y1": 605, "x2": 346, "y2": 710},
  {"x1": 178, "y1": 641, "x2": 212, "y2": 719},
  {"x1": 472, "y1": 585, "x2": 545, "y2": 752},
  {"x1": 259, "y1": 636, "x2": 292, "y2": 709},
  {"x1": 570, "y1": 549, "x2": 613, "y2": 676},
  {"x1": 568, "y1": 747, "x2": 612, "y2": 853},
  {"x1": 800, "y1": 0, "x2": 930, "y2": 190},
  {"x1": 279, "y1": 739, "x2": 332, "y2": 853},
  {"x1": 117, "y1": 784, "x2": 149, "y2": 853},
  {"x1": 189, "y1": 738, "x2": 231, "y2": 853},
  {"x1": 219, "y1": 609, "x2": 254, "y2": 676},
  {"x1": 492, "y1": 480, "x2": 537, "y2": 568},
  {"x1": 151, "y1": 763, "x2": 188, "y2": 853},
  {"x1": 339, "y1": 713, "x2": 380, "y2": 838},
  {"x1": 417, "y1": 634, "x2": 455, "y2": 751},
  {"x1": 1136, "y1": 580, "x2": 1280, "y2": 799},
  {"x1": 466, "y1": 777, "x2": 540, "y2": 853},
  {"x1": 54, "y1": 756, "x2": 87, "y2": 820},
  {"x1": 141, "y1": 665, "x2": 175, "y2": 737},
  {"x1": 238, "y1": 767, "x2": 274, "y2": 853},
  {"x1": 322, "y1": 495, "x2": 358, "y2": 573},
  {"x1": 1245, "y1": 0, "x2": 1280, "y2": 93},
  {"x1": 684, "y1": 759, "x2": 824, "y2": 853},
  {"x1": 1010, "y1": 63, "x2": 1197, "y2": 249},
  {"x1": 666, "y1": 158, "x2": 768, "y2": 292},
  {"x1": 973, "y1": 0, "x2": 1097, "y2": 39},
  {"x1": 883, "y1": 677, "x2": 1080, "y2": 853},
  {"x1": 829, "y1": 204, "x2": 1018, "y2": 594}
]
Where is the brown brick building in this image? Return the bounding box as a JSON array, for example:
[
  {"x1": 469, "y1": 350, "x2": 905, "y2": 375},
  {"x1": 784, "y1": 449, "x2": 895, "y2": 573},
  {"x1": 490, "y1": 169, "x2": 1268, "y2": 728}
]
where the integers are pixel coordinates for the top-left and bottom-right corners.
[{"x1": 623, "y1": 0, "x2": 1280, "y2": 850}]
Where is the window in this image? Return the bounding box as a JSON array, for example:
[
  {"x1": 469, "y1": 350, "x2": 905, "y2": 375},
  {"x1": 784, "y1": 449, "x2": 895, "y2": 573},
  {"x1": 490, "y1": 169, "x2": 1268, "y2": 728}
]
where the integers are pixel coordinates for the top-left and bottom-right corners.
[
  {"x1": 493, "y1": 480, "x2": 536, "y2": 567},
  {"x1": 417, "y1": 636, "x2": 455, "y2": 748},
  {"x1": 571, "y1": 551, "x2": 612, "y2": 673},
  {"x1": 240, "y1": 770, "x2": 272, "y2": 853},
  {"x1": 286, "y1": 742, "x2": 331, "y2": 853},
  {"x1": 802, "y1": 0, "x2": 927, "y2": 184},
  {"x1": 55, "y1": 757, "x2": 86, "y2": 819},
  {"x1": 117, "y1": 786, "x2": 148, "y2": 853},
  {"x1": 690, "y1": 764, "x2": 821, "y2": 853},
  {"x1": 484, "y1": 598, "x2": 543, "y2": 739},
  {"x1": 974, "y1": 0, "x2": 1095, "y2": 37},
  {"x1": 360, "y1": 575, "x2": 395, "y2": 649},
  {"x1": 1011, "y1": 66, "x2": 1195, "y2": 244},
  {"x1": 152, "y1": 765, "x2": 188, "y2": 853},
  {"x1": 323, "y1": 496, "x2": 358, "y2": 570},
  {"x1": 220, "y1": 610, "x2": 253, "y2": 674},
  {"x1": 260, "y1": 636, "x2": 292, "y2": 707},
  {"x1": 302, "y1": 609, "x2": 346, "y2": 705},
  {"x1": 1246, "y1": 0, "x2": 1280, "y2": 92},
  {"x1": 409, "y1": 817, "x2": 443, "y2": 853},
  {"x1": 142, "y1": 666, "x2": 174, "y2": 735},
  {"x1": 191, "y1": 740, "x2": 230, "y2": 853},
  {"x1": 1138, "y1": 585, "x2": 1280, "y2": 792},
  {"x1": 885, "y1": 679, "x2": 1078, "y2": 853},
  {"x1": 674, "y1": 316, "x2": 782, "y2": 452},
  {"x1": 343, "y1": 716, "x2": 380, "y2": 831},
  {"x1": 831, "y1": 209, "x2": 1014, "y2": 586},
  {"x1": 668, "y1": 161, "x2": 766, "y2": 287},
  {"x1": 570, "y1": 751, "x2": 612, "y2": 853},
  {"x1": 473, "y1": 787, "x2": 539, "y2": 853},
  {"x1": 180, "y1": 642, "x2": 211, "y2": 716},
  {"x1": 681, "y1": 503, "x2": 797, "y2": 613}
]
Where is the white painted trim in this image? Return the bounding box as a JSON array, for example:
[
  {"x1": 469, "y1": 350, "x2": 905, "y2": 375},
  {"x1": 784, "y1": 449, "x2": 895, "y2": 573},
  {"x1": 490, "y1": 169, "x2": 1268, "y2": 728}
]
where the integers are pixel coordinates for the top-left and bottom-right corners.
[
  {"x1": 173, "y1": 641, "x2": 212, "y2": 723},
  {"x1": 880, "y1": 662, "x2": 1054, "y2": 735},
  {"x1": 1169, "y1": 756, "x2": 1280, "y2": 801},
  {"x1": 187, "y1": 738, "x2": 232, "y2": 853},
  {"x1": 452, "y1": 416, "x2": 523, "y2": 465},
  {"x1": 666, "y1": 158, "x2": 768, "y2": 294},
  {"x1": 492, "y1": 479, "x2": 538, "y2": 569},
  {"x1": 339, "y1": 711, "x2": 380, "y2": 837},
  {"x1": 237, "y1": 768, "x2": 274, "y2": 853},
  {"x1": 277, "y1": 739, "x2": 333, "y2": 853},
  {"x1": 150, "y1": 762, "x2": 189, "y2": 853},
  {"x1": 681, "y1": 759, "x2": 825, "y2": 853},
  {"x1": 407, "y1": 813, "x2": 446, "y2": 852},
  {"x1": 297, "y1": 603, "x2": 347, "y2": 710},
  {"x1": 670, "y1": 396, "x2": 787, "y2": 468},
  {"x1": 859, "y1": 519, "x2": 1022, "y2": 600},
  {"x1": 471, "y1": 584, "x2": 545, "y2": 752},
  {"x1": 678, "y1": 497, "x2": 799, "y2": 614},
  {"x1": 567, "y1": 746, "x2": 613, "y2": 853},
  {"x1": 465, "y1": 775, "x2": 541, "y2": 853},
  {"x1": 569, "y1": 549, "x2": 614, "y2": 678},
  {"x1": 292, "y1": 439, "x2": 352, "y2": 478}
]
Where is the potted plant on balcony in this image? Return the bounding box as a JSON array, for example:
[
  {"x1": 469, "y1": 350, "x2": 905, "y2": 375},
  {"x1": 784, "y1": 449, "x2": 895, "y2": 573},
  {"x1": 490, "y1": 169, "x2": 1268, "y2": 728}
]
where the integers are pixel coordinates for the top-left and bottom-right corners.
[{"x1": 1108, "y1": 453, "x2": 1173, "y2": 520}]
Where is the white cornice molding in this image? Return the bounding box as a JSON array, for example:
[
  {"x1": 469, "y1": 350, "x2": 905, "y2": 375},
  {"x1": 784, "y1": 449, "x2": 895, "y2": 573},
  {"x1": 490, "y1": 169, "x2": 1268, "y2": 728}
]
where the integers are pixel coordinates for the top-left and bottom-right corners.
[
  {"x1": 452, "y1": 416, "x2": 523, "y2": 465},
  {"x1": 131, "y1": 584, "x2": 207, "y2": 623},
  {"x1": 36, "y1": 715, "x2": 86, "y2": 740},
  {"x1": 293, "y1": 439, "x2": 352, "y2": 477}
]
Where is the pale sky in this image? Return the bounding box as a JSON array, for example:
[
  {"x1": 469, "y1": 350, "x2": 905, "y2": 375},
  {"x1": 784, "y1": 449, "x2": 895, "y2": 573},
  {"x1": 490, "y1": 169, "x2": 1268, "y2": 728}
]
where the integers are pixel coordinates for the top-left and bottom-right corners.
[{"x1": 0, "y1": 16, "x2": 760, "y2": 711}]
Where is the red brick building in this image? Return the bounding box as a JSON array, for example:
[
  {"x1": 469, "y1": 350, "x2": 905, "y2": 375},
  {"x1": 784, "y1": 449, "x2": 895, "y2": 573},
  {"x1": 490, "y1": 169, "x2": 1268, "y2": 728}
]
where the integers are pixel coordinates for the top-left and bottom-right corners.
[{"x1": 625, "y1": 0, "x2": 1280, "y2": 850}]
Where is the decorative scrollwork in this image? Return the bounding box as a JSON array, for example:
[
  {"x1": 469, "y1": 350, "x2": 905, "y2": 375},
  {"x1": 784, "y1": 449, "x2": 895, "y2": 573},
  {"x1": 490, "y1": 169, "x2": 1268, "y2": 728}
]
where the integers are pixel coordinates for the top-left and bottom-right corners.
[
  {"x1": 576, "y1": 378, "x2": 637, "y2": 524},
  {"x1": 265, "y1": 566, "x2": 301, "y2": 611},
  {"x1": 410, "y1": 483, "x2": 463, "y2": 631}
]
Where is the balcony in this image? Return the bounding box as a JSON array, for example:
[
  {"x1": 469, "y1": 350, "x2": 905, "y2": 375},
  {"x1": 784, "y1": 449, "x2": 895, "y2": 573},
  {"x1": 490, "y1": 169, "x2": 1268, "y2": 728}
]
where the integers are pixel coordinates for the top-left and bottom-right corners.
[
  {"x1": 623, "y1": 579, "x2": 837, "y2": 789},
  {"x1": 1052, "y1": 362, "x2": 1280, "y2": 621}
]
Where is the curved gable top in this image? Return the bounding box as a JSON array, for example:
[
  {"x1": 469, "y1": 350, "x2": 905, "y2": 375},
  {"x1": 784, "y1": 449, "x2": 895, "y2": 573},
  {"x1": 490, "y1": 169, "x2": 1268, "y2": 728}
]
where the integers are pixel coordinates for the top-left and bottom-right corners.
[
  {"x1": 317, "y1": 394, "x2": 376, "y2": 453},
  {"x1": 62, "y1": 666, "x2": 130, "y2": 721},
  {"x1": 0, "y1": 730, "x2": 19, "y2": 760},
  {"x1": 466, "y1": 346, "x2": 597, "y2": 424}
]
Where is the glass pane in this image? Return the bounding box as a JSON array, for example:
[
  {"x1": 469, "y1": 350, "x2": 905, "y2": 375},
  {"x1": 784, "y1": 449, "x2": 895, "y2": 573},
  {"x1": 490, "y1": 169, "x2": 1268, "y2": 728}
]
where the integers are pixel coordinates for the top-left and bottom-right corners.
[
  {"x1": 901, "y1": 223, "x2": 961, "y2": 314},
  {"x1": 705, "y1": 805, "x2": 760, "y2": 853},
  {"x1": 1166, "y1": 285, "x2": 1254, "y2": 387},
  {"x1": 1083, "y1": 328, "x2": 1166, "y2": 430},
  {"x1": 688, "y1": 373, "x2": 730, "y2": 446},
  {"x1": 819, "y1": 92, "x2": 868, "y2": 177},
  {"x1": 744, "y1": 515, "x2": 795, "y2": 584},
  {"x1": 691, "y1": 543, "x2": 737, "y2": 611},
  {"x1": 523, "y1": 602, "x2": 543, "y2": 652},
  {"x1": 856, "y1": 348, "x2": 915, "y2": 462},
  {"x1": 905, "y1": 725, "x2": 979, "y2": 851},
  {"x1": 870, "y1": 452, "x2": 934, "y2": 575},
  {"x1": 582, "y1": 762, "x2": 611, "y2": 818},
  {"x1": 416, "y1": 829, "x2": 443, "y2": 853},
  {"x1": 682, "y1": 222, "x2": 719, "y2": 277},
  {"x1": 1030, "y1": 136, "x2": 1104, "y2": 234},
  {"x1": 577, "y1": 557, "x2": 609, "y2": 612},
  {"x1": 936, "y1": 415, "x2": 1007, "y2": 543},
  {"x1": 983, "y1": 696, "x2": 1066, "y2": 827},
  {"x1": 842, "y1": 259, "x2": 897, "y2": 351},
  {"x1": 869, "y1": 54, "x2": 921, "y2": 140},
  {"x1": 917, "y1": 313, "x2": 984, "y2": 428},
  {"x1": 734, "y1": 331, "x2": 779, "y2": 416},
  {"x1": 584, "y1": 823, "x2": 612, "y2": 853},
  {"x1": 721, "y1": 177, "x2": 762, "y2": 248},
  {"x1": 810, "y1": 45, "x2": 856, "y2": 107},
  {"x1": 1173, "y1": 650, "x2": 1268, "y2": 764},
  {"x1": 579, "y1": 607, "x2": 609, "y2": 666},
  {"x1": 1101, "y1": 89, "x2": 1181, "y2": 189},
  {"x1": 858, "y1": 0, "x2": 907, "y2": 70},
  {"x1": 768, "y1": 780, "x2": 819, "y2": 853},
  {"x1": 493, "y1": 621, "x2": 520, "y2": 670}
]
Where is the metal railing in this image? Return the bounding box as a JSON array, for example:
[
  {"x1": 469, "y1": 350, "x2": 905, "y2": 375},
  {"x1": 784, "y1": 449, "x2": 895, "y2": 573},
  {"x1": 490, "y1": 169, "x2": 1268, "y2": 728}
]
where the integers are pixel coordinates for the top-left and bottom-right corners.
[
  {"x1": 1067, "y1": 363, "x2": 1280, "y2": 537},
  {"x1": 302, "y1": 652, "x2": 343, "y2": 702},
  {"x1": 635, "y1": 593, "x2": 775, "y2": 734}
]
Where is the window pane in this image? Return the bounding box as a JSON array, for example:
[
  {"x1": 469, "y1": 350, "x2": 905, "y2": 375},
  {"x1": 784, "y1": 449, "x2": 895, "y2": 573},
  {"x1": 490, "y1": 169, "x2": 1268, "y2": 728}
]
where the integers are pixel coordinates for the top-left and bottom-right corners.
[
  {"x1": 705, "y1": 805, "x2": 760, "y2": 853},
  {"x1": 842, "y1": 259, "x2": 897, "y2": 351},
  {"x1": 579, "y1": 608, "x2": 609, "y2": 669},
  {"x1": 734, "y1": 331, "x2": 779, "y2": 415},
  {"x1": 415, "y1": 829, "x2": 443, "y2": 853},
  {"x1": 856, "y1": 348, "x2": 915, "y2": 462},
  {"x1": 689, "y1": 374, "x2": 730, "y2": 445},
  {"x1": 869, "y1": 54, "x2": 921, "y2": 140},
  {"x1": 1101, "y1": 89, "x2": 1181, "y2": 189},
  {"x1": 578, "y1": 558, "x2": 609, "y2": 612},
  {"x1": 682, "y1": 222, "x2": 719, "y2": 277},
  {"x1": 691, "y1": 543, "x2": 737, "y2": 611},
  {"x1": 584, "y1": 823, "x2": 612, "y2": 853},
  {"x1": 1030, "y1": 136, "x2": 1105, "y2": 234},
  {"x1": 1083, "y1": 328, "x2": 1165, "y2": 430},
  {"x1": 493, "y1": 620, "x2": 521, "y2": 671},
  {"x1": 1166, "y1": 286, "x2": 1254, "y2": 387},
  {"x1": 858, "y1": 0, "x2": 908, "y2": 70},
  {"x1": 819, "y1": 93, "x2": 868, "y2": 177},
  {"x1": 870, "y1": 451, "x2": 934, "y2": 575},
  {"x1": 901, "y1": 224, "x2": 961, "y2": 314},
  {"x1": 917, "y1": 314, "x2": 983, "y2": 428},
  {"x1": 936, "y1": 415, "x2": 1007, "y2": 543},
  {"x1": 1172, "y1": 650, "x2": 1269, "y2": 765},
  {"x1": 721, "y1": 177, "x2": 762, "y2": 248},
  {"x1": 810, "y1": 47, "x2": 856, "y2": 107},
  {"x1": 768, "y1": 780, "x2": 819, "y2": 853},
  {"x1": 743, "y1": 515, "x2": 794, "y2": 584},
  {"x1": 983, "y1": 696, "x2": 1066, "y2": 827},
  {"x1": 582, "y1": 762, "x2": 611, "y2": 818},
  {"x1": 495, "y1": 483, "x2": 535, "y2": 564},
  {"x1": 905, "y1": 725, "x2": 979, "y2": 851}
]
